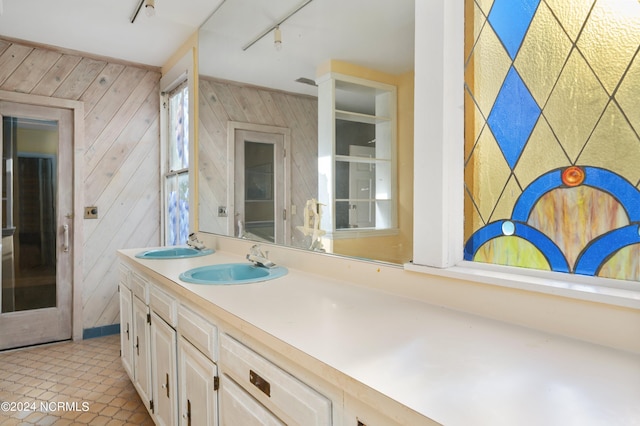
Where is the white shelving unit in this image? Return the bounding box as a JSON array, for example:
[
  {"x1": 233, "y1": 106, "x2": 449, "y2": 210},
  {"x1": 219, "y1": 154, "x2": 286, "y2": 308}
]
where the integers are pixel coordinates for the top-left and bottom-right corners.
[{"x1": 316, "y1": 72, "x2": 398, "y2": 241}]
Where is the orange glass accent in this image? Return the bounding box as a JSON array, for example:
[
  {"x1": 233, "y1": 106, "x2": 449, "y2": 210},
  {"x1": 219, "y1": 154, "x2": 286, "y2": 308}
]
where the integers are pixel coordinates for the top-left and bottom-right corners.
[{"x1": 561, "y1": 166, "x2": 585, "y2": 187}]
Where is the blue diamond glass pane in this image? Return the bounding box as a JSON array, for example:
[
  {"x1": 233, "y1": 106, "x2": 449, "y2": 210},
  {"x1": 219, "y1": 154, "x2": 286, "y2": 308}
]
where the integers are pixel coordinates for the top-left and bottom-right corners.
[
  {"x1": 488, "y1": 0, "x2": 540, "y2": 59},
  {"x1": 487, "y1": 67, "x2": 541, "y2": 169}
]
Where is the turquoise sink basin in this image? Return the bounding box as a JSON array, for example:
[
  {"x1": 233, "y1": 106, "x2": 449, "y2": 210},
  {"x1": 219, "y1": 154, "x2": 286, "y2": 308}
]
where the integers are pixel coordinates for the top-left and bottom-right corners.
[
  {"x1": 135, "y1": 247, "x2": 214, "y2": 259},
  {"x1": 179, "y1": 263, "x2": 288, "y2": 285}
]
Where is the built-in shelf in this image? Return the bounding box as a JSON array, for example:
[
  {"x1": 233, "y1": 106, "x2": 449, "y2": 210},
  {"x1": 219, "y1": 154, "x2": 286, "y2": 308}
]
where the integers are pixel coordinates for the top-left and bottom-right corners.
[
  {"x1": 317, "y1": 72, "x2": 397, "y2": 240},
  {"x1": 335, "y1": 110, "x2": 391, "y2": 124}
]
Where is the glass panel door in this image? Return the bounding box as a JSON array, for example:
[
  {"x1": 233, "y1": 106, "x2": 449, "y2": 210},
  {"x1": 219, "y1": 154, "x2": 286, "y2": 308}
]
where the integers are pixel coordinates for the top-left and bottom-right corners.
[
  {"x1": 3, "y1": 119, "x2": 58, "y2": 312},
  {"x1": 244, "y1": 141, "x2": 275, "y2": 242},
  {"x1": 0, "y1": 101, "x2": 72, "y2": 350},
  {"x1": 234, "y1": 130, "x2": 286, "y2": 245}
]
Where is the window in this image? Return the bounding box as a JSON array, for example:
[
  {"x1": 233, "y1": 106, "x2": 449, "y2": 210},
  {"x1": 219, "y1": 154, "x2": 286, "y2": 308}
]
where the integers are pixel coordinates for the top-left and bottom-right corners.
[
  {"x1": 164, "y1": 81, "x2": 190, "y2": 245},
  {"x1": 464, "y1": 0, "x2": 640, "y2": 282}
]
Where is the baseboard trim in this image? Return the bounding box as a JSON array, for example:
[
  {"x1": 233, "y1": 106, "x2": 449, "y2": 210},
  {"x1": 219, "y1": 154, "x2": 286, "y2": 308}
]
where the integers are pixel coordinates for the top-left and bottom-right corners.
[{"x1": 83, "y1": 324, "x2": 120, "y2": 339}]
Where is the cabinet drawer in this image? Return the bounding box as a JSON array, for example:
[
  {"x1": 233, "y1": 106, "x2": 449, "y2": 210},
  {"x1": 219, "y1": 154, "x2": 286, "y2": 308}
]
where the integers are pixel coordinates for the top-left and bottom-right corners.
[
  {"x1": 221, "y1": 374, "x2": 285, "y2": 426},
  {"x1": 150, "y1": 285, "x2": 177, "y2": 327},
  {"x1": 130, "y1": 271, "x2": 149, "y2": 303},
  {"x1": 220, "y1": 334, "x2": 331, "y2": 426},
  {"x1": 178, "y1": 304, "x2": 218, "y2": 361}
]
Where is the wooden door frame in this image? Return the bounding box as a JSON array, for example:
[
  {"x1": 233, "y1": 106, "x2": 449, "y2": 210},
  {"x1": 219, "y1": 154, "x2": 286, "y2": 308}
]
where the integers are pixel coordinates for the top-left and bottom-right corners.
[
  {"x1": 0, "y1": 90, "x2": 84, "y2": 342},
  {"x1": 226, "y1": 122, "x2": 291, "y2": 244}
]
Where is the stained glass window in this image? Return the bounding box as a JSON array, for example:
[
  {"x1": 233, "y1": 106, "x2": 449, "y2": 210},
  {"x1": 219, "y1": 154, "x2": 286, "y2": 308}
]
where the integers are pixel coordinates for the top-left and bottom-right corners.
[{"x1": 464, "y1": 0, "x2": 640, "y2": 281}]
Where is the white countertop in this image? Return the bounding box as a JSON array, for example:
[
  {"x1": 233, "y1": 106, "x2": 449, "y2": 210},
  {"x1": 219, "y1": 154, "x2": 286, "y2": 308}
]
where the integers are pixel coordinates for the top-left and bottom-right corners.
[{"x1": 119, "y1": 247, "x2": 640, "y2": 426}]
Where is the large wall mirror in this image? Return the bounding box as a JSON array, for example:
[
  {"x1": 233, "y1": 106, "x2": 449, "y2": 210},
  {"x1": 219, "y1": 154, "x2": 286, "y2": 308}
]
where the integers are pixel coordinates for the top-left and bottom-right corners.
[{"x1": 197, "y1": 0, "x2": 414, "y2": 264}]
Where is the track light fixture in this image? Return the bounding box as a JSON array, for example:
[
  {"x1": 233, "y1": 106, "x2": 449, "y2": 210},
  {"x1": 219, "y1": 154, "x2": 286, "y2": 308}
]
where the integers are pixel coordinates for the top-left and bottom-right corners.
[
  {"x1": 242, "y1": 0, "x2": 313, "y2": 51},
  {"x1": 130, "y1": 0, "x2": 156, "y2": 23},
  {"x1": 274, "y1": 26, "x2": 282, "y2": 51},
  {"x1": 145, "y1": 0, "x2": 155, "y2": 17}
]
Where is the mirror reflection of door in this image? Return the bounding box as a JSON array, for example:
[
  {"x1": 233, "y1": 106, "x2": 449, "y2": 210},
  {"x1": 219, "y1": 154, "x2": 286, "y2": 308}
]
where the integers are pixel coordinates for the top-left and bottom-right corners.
[
  {"x1": 0, "y1": 101, "x2": 73, "y2": 350},
  {"x1": 234, "y1": 130, "x2": 286, "y2": 245}
]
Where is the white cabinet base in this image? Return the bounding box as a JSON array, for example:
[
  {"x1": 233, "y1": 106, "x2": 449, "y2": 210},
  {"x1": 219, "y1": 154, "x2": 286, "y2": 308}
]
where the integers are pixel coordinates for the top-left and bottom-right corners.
[
  {"x1": 132, "y1": 293, "x2": 152, "y2": 413},
  {"x1": 151, "y1": 312, "x2": 178, "y2": 426},
  {"x1": 179, "y1": 335, "x2": 219, "y2": 426}
]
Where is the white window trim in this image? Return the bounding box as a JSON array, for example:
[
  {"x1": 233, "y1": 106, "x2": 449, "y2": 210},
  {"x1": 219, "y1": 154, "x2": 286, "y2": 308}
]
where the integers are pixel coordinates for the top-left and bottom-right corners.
[
  {"x1": 410, "y1": 0, "x2": 640, "y2": 310},
  {"x1": 413, "y1": 0, "x2": 464, "y2": 268},
  {"x1": 160, "y1": 50, "x2": 196, "y2": 245}
]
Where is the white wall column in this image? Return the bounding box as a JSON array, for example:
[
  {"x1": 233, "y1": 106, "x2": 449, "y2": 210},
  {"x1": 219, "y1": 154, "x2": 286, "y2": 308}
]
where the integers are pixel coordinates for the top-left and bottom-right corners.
[{"x1": 412, "y1": 0, "x2": 465, "y2": 268}]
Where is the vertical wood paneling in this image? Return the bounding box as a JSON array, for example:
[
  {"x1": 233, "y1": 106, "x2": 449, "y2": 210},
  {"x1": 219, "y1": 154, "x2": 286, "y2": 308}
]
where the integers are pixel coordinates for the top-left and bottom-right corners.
[
  {"x1": 54, "y1": 58, "x2": 110, "y2": 101},
  {"x1": 0, "y1": 38, "x2": 161, "y2": 330},
  {"x1": 198, "y1": 77, "x2": 318, "y2": 247},
  {"x1": 84, "y1": 66, "x2": 149, "y2": 153},
  {"x1": 0, "y1": 44, "x2": 33, "y2": 86},
  {"x1": 83, "y1": 128, "x2": 159, "y2": 325},
  {"x1": 85, "y1": 70, "x2": 158, "y2": 174},
  {"x1": 1, "y1": 49, "x2": 61, "y2": 93},
  {"x1": 85, "y1": 88, "x2": 159, "y2": 198},
  {"x1": 31, "y1": 54, "x2": 83, "y2": 97},
  {"x1": 0, "y1": 40, "x2": 10, "y2": 56}
]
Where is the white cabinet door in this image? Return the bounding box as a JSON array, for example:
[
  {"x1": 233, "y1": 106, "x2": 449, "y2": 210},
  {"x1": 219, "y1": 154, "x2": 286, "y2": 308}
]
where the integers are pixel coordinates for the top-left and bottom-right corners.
[
  {"x1": 119, "y1": 283, "x2": 134, "y2": 379},
  {"x1": 151, "y1": 312, "x2": 178, "y2": 426},
  {"x1": 179, "y1": 336, "x2": 218, "y2": 426},
  {"x1": 220, "y1": 374, "x2": 285, "y2": 426},
  {"x1": 133, "y1": 295, "x2": 153, "y2": 412}
]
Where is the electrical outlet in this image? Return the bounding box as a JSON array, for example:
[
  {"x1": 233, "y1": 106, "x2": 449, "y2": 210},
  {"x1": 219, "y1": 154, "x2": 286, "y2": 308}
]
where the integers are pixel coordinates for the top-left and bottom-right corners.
[
  {"x1": 218, "y1": 206, "x2": 227, "y2": 217},
  {"x1": 84, "y1": 206, "x2": 98, "y2": 219}
]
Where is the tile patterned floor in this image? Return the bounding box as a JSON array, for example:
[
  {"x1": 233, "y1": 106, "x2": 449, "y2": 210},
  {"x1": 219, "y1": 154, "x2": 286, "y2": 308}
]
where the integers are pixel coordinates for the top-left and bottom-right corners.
[{"x1": 0, "y1": 334, "x2": 153, "y2": 425}]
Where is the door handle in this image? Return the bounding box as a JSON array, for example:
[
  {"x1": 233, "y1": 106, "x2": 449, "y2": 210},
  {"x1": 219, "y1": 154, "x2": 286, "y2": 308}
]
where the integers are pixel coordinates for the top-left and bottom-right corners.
[
  {"x1": 63, "y1": 224, "x2": 69, "y2": 252},
  {"x1": 161, "y1": 373, "x2": 169, "y2": 398},
  {"x1": 182, "y1": 399, "x2": 191, "y2": 426}
]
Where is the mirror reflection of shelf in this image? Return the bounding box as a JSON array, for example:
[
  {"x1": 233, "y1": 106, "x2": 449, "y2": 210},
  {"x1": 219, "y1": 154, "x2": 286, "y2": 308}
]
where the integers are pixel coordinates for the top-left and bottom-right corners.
[
  {"x1": 317, "y1": 72, "x2": 397, "y2": 237},
  {"x1": 335, "y1": 110, "x2": 391, "y2": 124}
]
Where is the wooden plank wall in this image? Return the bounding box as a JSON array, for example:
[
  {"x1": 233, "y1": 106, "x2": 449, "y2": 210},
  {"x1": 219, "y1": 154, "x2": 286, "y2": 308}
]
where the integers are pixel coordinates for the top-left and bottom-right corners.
[
  {"x1": 0, "y1": 38, "x2": 161, "y2": 330},
  {"x1": 198, "y1": 76, "x2": 318, "y2": 249}
]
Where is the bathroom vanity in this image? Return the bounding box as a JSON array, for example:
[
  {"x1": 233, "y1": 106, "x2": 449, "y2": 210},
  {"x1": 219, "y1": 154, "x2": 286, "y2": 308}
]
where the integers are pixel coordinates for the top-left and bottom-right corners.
[{"x1": 118, "y1": 238, "x2": 640, "y2": 425}]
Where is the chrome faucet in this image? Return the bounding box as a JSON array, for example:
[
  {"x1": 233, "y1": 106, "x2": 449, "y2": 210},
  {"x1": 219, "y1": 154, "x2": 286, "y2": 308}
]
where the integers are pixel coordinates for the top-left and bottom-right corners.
[
  {"x1": 246, "y1": 245, "x2": 276, "y2": 268},
  {"x1": 187, "y1": 233, "x2": 206, "y2": 250}
]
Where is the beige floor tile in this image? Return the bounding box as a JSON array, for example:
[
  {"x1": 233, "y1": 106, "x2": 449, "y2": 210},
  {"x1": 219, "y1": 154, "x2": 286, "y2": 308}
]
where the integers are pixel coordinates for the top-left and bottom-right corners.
[{"x1": 0, "y1": 335, "x2": 152, "y2": 425}]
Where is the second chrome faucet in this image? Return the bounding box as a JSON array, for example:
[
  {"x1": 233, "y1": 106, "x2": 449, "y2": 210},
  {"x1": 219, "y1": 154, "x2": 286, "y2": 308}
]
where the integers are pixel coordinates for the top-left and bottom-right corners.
[{"x1": 246, "y1": 245, "x2": 276, "y2": 268}]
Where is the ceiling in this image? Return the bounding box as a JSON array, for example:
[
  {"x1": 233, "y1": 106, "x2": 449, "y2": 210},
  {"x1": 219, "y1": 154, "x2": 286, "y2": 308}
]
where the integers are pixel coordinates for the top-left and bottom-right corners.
[
  {"x1": 0, "y1": 0, "x2": 415, "y2": 95},
  {"x1": 200, "y1": 0, "x2": 415, "y2": 95},
  {"x1": 0, "y1": 0, "x2": 220, "y2": 66}
]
